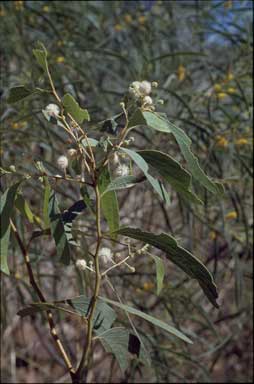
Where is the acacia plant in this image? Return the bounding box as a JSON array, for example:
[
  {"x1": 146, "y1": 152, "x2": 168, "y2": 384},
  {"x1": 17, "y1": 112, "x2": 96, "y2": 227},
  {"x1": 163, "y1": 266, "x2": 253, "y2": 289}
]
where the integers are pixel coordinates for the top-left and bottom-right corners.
[{"x1": 1, "y1": 43, "x2": 224, "y2": 383}]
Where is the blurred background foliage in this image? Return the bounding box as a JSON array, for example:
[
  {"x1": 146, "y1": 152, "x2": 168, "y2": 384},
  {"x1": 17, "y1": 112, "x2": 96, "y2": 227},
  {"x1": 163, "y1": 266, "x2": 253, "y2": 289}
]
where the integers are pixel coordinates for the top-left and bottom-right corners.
[{"x1": 0, "y1": 0, "x2": 253, "y2": 383}]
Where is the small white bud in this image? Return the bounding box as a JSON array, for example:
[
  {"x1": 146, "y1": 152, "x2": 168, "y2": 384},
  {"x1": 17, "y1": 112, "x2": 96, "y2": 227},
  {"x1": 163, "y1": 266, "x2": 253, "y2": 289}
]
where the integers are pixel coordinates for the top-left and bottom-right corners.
[
  {"x1": 67, "y1": 148, "x2": 77, "y2": 158},
  {"x1": 115, "y1": 164, "x2": 129, "y2": 177},
  {"x1": 9, "y1": 165, "x2": 16, "y2": 172},
  {"x1": 143, "y1": 96, "x2": 153, "y2": 106},
  {"x1": 158, "y1": 99, "x2": 164, "y2": 105},
  {"x1": 152, "y1": 81, "x2": 158, "y2": 88},
  {"x1": 119, "y1": 102, "x2": 125, "y2": 108},
  {"x1": 99, "y1": 247, "x2": 113, "y2": 264},
  {"x1": 76, "y1": 259, "x2": 87, "y2": 271},
  {"x1": 57, "y1": 155, "x2": 68, "y2": 170},
  {"x1": 139, "y1": 81, "x2": 152, "y2": 95}
]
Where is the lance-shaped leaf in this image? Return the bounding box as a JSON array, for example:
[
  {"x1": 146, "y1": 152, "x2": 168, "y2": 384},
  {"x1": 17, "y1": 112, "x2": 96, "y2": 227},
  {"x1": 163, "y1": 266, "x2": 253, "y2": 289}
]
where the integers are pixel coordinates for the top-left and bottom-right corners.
[
  {"x1": 1, "y1": 182, "x2": 21, "y2": 275},
  {"x1": 149, "y1": 254, "x2": 165, "y2": 295},
  {"x1": 101, "y1": 175, "x2": 142, "y2": 196},
  {"x1": 18, "y1": 295, "x2": 116, "y2": 334},
  {"x1": 48, "y1": 191, "x2": 71, "y2": 264},
  {"x1": 114, "y1": 227, "x2": 219, "y2": 308},
  {"x1": 136, "y1": 110, "x2": 223, "y2": 196},
  {"x1": 138, "y1": 150, "x2": 202, "y2": 204},
  {"x1": 63, "y1": 93, "x2": 90, "y2": 124},
  {"x1": 81, "y1": 137, "x2": 99, "y2": 148},
  {"x1": 97, "y1": 327, "x2": 150, "y2": 372},
  {"x1": 98, "y1": 166, "x2": 119, "y2": 238},
  {"x1": 15, "y1": 194, "x2": 34, "y2": 223},
  {"x1": 7, "y1": 86, "x2": 34, "y2": 104},
  {"x1": 120, "y1": 147, "x2": 170, "y2": 205},
  {"x1": 33, "y1": 43, "x2": 48, "y2": 72},
  {"x1": 100, "y1": 297, "x2": 193, "y2": 343},
  {"x1": 43, "y1": 178, "x2": 51, "y2": 228}
]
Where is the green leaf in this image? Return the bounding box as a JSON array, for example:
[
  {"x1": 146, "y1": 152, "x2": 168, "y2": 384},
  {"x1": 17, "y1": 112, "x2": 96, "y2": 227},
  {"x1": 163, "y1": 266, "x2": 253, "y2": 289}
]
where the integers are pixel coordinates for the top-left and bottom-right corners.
[
  {"x1": 99, "y1": 297, "x2": 192, "y2": 343},
  {"x1": 141, "y1": 111, "x2": 224, "y2": 195},
  {"x1": 15, "y1": 194, "x2": 34, "y2": 223},
  {"x1": 98, "y1": 166, "x2": 119, "y2": 238},
  {"x1": 81, "y1": 138, "x2": 98, "y2": 148},
  {"x1": 48, "y1": 191, "x2": 71, "y2": 265},
  {"x1": 114, "y1": 227, "x2": 219, "y2": 308},
  {"x1": 43, "y1": 177, "x2": 50, "y2": 228},
  {"x1": 149, "y1": 254, "x2": 165, "y2": 295},
  {"x1": 98, "y1": 327, "x2": 150, "y2": 372},
  {"x1": 138, "y1": 150, "x2": 202, "y2": 204},
  {"x1": 18, "y1": 295, "x2": 116, "y2": 334},
  {"x1": 120, "y1": 147, "x2": 170, "y2": 205},
  {"x1": 64, "y1": 295, "x2": 116, "y2": 333},
  {"x1": 7, "y1": 86, "x2": 34, "y2": 104},
  {"x1": 101, "y1": 175, "x2": 140, "y2": 196},
  {"x1": 0, "y1": 182, "x2": 21, "y2": 275},
  {"x1": 33, "y1": 44, "x2": 48, "y2": 71},
  {"x1": 63, "y1": 93, "x2": 90, "y2": 124}
]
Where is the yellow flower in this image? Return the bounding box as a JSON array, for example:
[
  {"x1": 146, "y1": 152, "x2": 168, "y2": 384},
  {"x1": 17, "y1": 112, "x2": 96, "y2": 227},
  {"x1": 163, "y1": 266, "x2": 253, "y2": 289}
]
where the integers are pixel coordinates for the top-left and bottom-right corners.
[
  {"x1": 14, "y1": 1, "x2": 24, "y2": 11},
  {"x1": 225, "y1": 211, "x2": 237, "y2": 220},
  {"x1": 217, "y1": 92, "x2": 227, "y2": 100},
  {"x1": 235, "y1": 138, "x2": 248, "y2": 146},
  {"x1": 12, "y1": 122, "x2": 20, "y2": 129},
  {"x1": 143, "y1": 282, "x2": 155, "y2": 291},
  {"x1": 214, "y1": 83, "x2": 222, "y2": 92},
  {"x1": 225, "y1": 71, "x2": 234, "y2": 82},
  {"x1": 15, "y1": 272, "x2": 21, "y2": 280},
  {"x1": 216, "y1": 135, "x2": 229, "y2": 148},
  {"x1": 56, "y1": 56, "x2": 65, "y2": 63},
  {"x1": 227, "y1": 87, "x2": 237, "y2": 94},
  {"x1": 138, "y1": 15, "x2": 146, "y2": 25},
  {"x1": 114, "y1": 24, "x2": 123, "y2": 32},
  {"x1": 209, "y1": 231, "x2": 217, "y2": 240},
  {"x1": 42, "y1": 5, "x2": 50, "y2": 13},
  {"x1": 177, "y1": 64, "x2": 186, "y2": 82},
  {"x1": 224, "y1": 1, "x2": 232, "y2": 9},
  {"x1": 124, "y1": 14, "x2": 133, "y2": 24}
]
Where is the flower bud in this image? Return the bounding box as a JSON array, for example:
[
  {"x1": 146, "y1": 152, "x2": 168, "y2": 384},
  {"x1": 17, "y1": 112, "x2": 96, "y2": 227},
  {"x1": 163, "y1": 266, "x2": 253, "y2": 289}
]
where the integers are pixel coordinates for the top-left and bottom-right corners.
[
  {"x1": 57, "y1": 155, "x2": 68, "y2": 170},
  {"x1": 143, "y1": 96, "x2": 153, "y2": 106},
  {"x1": 67, "y1": 148, "x2": 77, "y2": 158},
  {"x1": 76, "y1": 259, "x2": 87, "y2": 271},
  {"x1": 99, "y1": 247, "x2": 113, "y2": 264},
  {"x1": 9, "y1": 165, "x2": 16, "y2": 172}
]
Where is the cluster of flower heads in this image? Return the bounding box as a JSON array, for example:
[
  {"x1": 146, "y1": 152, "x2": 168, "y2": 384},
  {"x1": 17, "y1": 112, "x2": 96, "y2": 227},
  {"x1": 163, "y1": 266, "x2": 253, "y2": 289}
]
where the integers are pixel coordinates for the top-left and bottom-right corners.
[{"x1": 129, "y1": 80, "x2": 158, "y2": 110}]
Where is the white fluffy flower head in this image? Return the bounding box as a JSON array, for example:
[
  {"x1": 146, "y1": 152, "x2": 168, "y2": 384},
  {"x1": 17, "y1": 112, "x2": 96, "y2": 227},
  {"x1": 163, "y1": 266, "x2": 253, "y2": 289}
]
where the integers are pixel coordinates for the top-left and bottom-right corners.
[
  {"x1": 115, "y1": 164, "x2": 129, "y2": 177},
  {"x1": 76, "y1": 259, "x2": 87, "y2": 271},
  {"x1": 139, "y1": 81, "x2": 152, "y2": 96},
  {"x1": 57, "y1": 155, "x2": 68, "y2": 170},
  {"x1": 99, "y1": 247, "x2": 113, "y2": 264},
  {"x1": 45, "y1": 103, "x2": 60, "y2": 117}
]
